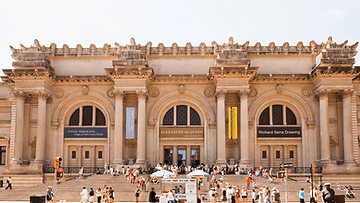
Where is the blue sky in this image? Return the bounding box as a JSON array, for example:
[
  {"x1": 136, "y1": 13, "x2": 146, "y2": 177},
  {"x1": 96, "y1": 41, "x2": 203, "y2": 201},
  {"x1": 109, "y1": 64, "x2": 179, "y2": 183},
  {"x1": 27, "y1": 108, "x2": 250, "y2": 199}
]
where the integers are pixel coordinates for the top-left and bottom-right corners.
[{"x1": 0, "y1": 0, "x2": 359, "y2": 76}]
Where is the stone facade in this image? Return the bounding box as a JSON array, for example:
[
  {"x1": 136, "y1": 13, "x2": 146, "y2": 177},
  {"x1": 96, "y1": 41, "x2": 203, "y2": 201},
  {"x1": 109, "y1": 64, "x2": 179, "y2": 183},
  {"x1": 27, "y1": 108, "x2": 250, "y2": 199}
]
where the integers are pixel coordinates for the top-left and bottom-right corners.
[{"x1": 0, "y1": 37, "x2": 360, "y2": 174}]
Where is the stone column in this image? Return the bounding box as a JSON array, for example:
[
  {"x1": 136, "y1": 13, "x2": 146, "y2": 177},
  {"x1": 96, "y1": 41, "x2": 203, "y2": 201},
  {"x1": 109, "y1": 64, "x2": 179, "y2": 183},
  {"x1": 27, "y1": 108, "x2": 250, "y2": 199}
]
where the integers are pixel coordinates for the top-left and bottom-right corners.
[
  {"x1": 77, "y1": 145, "x2": 82, "y2": 167},
  {"x1": 297, "y1": 145, "x2": 302, "y2": 167},
  {"x1": 136, "y1": 90, "x2": 147, "y2": 166},
  {"x1": 64, "y1": 145, "x2": 69, "y2": 167},
  {"x1": 159, "y1": 145, "x2": 164, "y2": 164},
  {"x1": 173, "y1": 145, "x2": 178, "y2": 165},
  {"x1": 283, "y1": 145, "x2": 288, "y2": 163},
  {"x1": 12, "y1": 91, "x2": 28, "y2": 163},
  {"x1": 269, "y1": 145, "x2": 274, "y2": 167},
  {"x1": 91, "y1": 145, "x2": 96, "y2": 167},
  {"x1": 186, "y1": 145, "x2": 191, "y2": 166},
  {"x1": 315, "y1": 89, "x2": 331, "y2": 164},
  {"x1": 113, "y1": 91, "x2": 125, "y2": 165},
  {"x1": 200, "y1": 145, "x2": 205, "y2": 164},
  {"x1": 341, "y1": 89, "x2": 355, "y2": 164},
  {"x1": 35, "y1": 91, "x2": 50, "y2": 163},
  {"x1": 216, "y1": 90, "x2": 227, "y2": 165},
  {"x1": 238, "y1": 90, "x2": 250, "y2": 165}
]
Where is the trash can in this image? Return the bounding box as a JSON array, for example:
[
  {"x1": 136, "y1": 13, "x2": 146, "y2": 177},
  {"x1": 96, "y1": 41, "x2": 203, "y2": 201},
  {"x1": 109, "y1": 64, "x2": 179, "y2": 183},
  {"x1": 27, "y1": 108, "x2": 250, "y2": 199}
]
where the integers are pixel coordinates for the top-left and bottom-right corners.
[
  {"x1": 30, "y1": 195, "x2": 45, "y2": 203},
  {"x1": 334, "y1": 195, "x2": 345, "y2": 203}
]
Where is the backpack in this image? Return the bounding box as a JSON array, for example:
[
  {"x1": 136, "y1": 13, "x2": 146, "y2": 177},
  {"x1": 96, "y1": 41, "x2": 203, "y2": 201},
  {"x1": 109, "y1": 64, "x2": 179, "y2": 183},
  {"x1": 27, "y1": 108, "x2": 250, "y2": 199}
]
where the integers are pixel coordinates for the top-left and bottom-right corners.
[{"x1": 274, "y1": 191, "x2": 281, "y2": 201}]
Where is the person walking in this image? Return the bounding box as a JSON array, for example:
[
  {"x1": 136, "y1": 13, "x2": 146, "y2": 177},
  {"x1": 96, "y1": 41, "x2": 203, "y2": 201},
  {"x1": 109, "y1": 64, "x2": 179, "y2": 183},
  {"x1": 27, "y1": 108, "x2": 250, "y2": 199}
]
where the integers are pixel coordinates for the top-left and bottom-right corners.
[
  {"x1": 79, "y1": 167, "x2": 84, "y2": 178},
  {"x1": 46, "y1": 186, "x2": 53, "y2": 203},
  {"x1": 135, "y1": 186, "x2": 141, "y2": 202},
  {"x1": 271, "y1": 187, "x2": 281, "y2": 203},
  {"x1": 96, "y1": 188, "x2": 102, "y2": 203},
  {"x1": 80, "y1": 186, "x2": 88, "y2": 203},
  {"x1": 5, "y1": 177, "x2": 12, "y2": 190},
  {"x1": 299, "y1": 187, "x2": 305, "y2": 203},
  {"x1": 109, "y1": 187, "x2": 114, "y2": 203},
  {"x1": 149, "y1": 187, "x2": 157, "y2": 203},
  {"x1": 320, "y1": 183, "x2": 335, "y2": 203},
  {"x1": 89, "y1": 188, "x2": 95, "y2": 203}
]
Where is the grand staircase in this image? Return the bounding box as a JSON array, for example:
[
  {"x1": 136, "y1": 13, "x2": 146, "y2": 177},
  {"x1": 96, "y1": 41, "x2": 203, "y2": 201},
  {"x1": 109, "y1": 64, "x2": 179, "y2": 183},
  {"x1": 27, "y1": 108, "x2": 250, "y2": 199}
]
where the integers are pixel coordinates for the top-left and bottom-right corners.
[{"x1": 0, "y1": 173, "x2": 359, "y2": 202}]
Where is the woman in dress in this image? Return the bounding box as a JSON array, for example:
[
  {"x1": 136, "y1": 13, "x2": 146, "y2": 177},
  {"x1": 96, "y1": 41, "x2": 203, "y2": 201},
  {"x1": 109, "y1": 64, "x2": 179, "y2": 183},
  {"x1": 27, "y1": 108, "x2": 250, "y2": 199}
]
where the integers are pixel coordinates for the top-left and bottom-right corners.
[{"x1": 241, "y1": 186, "x2": 248, "y2": 203}]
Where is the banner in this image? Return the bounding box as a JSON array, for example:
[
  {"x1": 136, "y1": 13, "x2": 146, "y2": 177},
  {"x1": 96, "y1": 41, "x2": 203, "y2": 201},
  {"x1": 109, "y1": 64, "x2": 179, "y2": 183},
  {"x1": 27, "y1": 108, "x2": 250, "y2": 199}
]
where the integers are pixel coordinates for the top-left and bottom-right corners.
[
  {"x1": 228, "y1": 107, "x2": 237, "y2": 139},
  {"x1": 257, "y1": 127, "x2": 302, "y2": 137},
  {"x1": 126, "y1": 107, "x2": 135, "y2": 139},
  {"x1": 64, "y1": 127, "x2": 107, "y2": 138}
]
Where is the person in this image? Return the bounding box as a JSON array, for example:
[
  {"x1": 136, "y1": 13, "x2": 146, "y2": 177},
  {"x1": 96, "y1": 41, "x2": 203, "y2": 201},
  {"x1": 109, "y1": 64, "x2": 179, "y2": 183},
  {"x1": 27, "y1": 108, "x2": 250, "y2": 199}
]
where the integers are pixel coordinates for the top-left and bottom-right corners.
[
  {"x1": 135, "y1": 186, "x2": 141, "y2": 202},
  {"x1": 109, "y1": 187, "x2": 114, "y2": 203},
  {"x1": 241, "y1": 186, "x2": 248, "y2": 203},
  {"x1": 246, "y1": 176, "x2": 251, "y2": 190},
  {"x1": 80, "y1": 186, "x2": 88, "y2": 203},
  {"x1": 251, "y1": 189, "x2": 256, "y2": 203},
  {"x1": 79, "y1": 167, "x2": 84, "y2": 178},
  {"x1": 271, "y1": 187, "x2": 280, "y2": 203},
  {"x1": 89, "y1": 188, "x2": 95, "y2": 203},
  {"x1": 253, "y1": 181, "x2": 257, "y2": 188},
  {"x1": 5, "y1": 177, "x2": 12, "y2": 190},
  {"x1": 299, "y1": 187, "x2": 305, "y2": 203},
  {"x1": 209, "y1": 188, "x2": 217, "y2": 203},
  {"x1": 149, "y1": 187, "x2": 157, "y2": 203},
  {"x1": 227, "y1": 185, "x2": 235, "y2": 203},
  {"x1": 166, "y1": 190, "x2": 175, "y2": 203},
  {"x1": 264, "y1": 186, "x2": 271, "y2": 203},
  {"x1": 46, "y1": 186, "x2": 53, "y2": 203},
  {"x1": 96, "y1": 188, "x2": 102, "y2": 203},
  {"x1": 321, "y1": 183, "x2": 335, "y2": 203},
  {"x1": 345, "y1": 188, "x2": 355, "y2": 198},
  {"x1": 309, "y1": 186, "x2": 317, "y2": 203},
  {"x1": 221, "y1": 188, "x2": 227, "y2": 203},
  {"x1": 258, "y1": 187, "x2": 263, "y2": 203}
]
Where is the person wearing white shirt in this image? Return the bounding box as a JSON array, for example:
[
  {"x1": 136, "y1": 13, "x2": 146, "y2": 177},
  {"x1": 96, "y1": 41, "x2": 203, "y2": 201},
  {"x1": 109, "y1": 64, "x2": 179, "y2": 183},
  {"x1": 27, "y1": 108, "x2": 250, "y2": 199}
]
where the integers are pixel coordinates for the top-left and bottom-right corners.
[
  {"x1": 166, "y1": 190, "x2": 175, "y2": 203},
  {"x1": 80, "y1": 186, "x2": 88, "y2": 203}
]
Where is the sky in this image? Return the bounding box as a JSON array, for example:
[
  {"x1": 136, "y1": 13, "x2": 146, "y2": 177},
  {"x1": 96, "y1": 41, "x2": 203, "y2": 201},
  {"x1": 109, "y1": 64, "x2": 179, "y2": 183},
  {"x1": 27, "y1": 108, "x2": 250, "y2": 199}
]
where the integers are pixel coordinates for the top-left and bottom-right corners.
[{"x1": 0, "y1": 0, "x2": 359, "y2": 76}]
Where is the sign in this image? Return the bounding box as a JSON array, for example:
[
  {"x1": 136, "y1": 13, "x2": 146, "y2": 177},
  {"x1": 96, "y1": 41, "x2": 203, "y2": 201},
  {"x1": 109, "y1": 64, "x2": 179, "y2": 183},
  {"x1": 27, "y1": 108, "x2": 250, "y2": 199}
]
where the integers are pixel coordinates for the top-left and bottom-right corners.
[
  {"x1": 126, "y1": 107, "x2": 135, "y2": 139},
  {"x1": 64, "y1": 127, "x2": 107, "y2": 138},
  {"x1": 56, "y1": 168, "x2": 64, "y2": 180},
  {"x1": 311, "y1": 164, "x2": 315, "y2": 172},
  {"x1": 228, "y1": 107, "x2": 237, "y2": 139},
  {"x1": 160, "y1": 127, "x2": 203, "y2": 139},
  {"x1": 257, "y1": 127, "x2": 301, "y2": 137},
  {"x1": 280, "y1": 163, "x2": 294, "y2": 168}
]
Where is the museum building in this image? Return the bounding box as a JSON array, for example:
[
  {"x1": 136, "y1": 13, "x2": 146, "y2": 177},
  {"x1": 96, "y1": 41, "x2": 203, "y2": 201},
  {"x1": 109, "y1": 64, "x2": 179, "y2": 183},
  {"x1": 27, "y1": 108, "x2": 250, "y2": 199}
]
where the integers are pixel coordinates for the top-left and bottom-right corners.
[{"x1": 0, "y1": 37, "x2": 360, "y2": 178}]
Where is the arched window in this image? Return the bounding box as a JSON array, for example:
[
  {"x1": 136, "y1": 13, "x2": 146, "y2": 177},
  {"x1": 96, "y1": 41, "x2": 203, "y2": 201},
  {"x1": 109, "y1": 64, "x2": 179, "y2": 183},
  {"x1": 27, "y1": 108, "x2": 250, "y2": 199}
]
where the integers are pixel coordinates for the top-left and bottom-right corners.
[
  {"x1": 162, "y1": 105, "x2": 201, "y2": 126},
  {"x1": 258, "y1": 105, "x2": 297, "y2": 126},
  {"x1": 69, "y1": 106, "x2": 106, "y2": 126}
]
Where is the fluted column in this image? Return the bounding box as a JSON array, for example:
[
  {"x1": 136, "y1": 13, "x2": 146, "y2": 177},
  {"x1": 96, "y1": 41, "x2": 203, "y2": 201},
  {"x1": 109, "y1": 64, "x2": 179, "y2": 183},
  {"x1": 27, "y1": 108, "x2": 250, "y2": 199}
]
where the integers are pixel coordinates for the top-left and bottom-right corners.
[
  {"x1": 35, "y1": 91, "x2": 50, "y2": 163},
  {"x1": 238, "y1": 90, "x2": 250, "y2": 165},
  {"x1": 77, "y1": 145, "x2": 82, "y2": 167},
  {"x1": 341, "y1": 89, "x2": 355, "y2": 164},
  {"x1": 283, "y1": 145, "x2": 288, "y2": 163},
  {"x1": 136, "y1": 90, "x2": 147, "y2": 166},
  {"x1": 113, "y1": 91, "x2": 125, "y2": 165},
  {"x1": 216, "y1": 90, "x2": 227, "y2": 165},
  {"x1": 316, "y1": 89, "x2": 331, "y2": 164},
  {"x1": 12, "y1": 91, "x2": 29, "y2": 163},
  {"x1": 186, "y1": 145, "x2": 191, "y2": 166},
  {"x1": 91, "y1": 145, "x2": 96, "y2": 167},
  {"x1": 269, "y1": 145, "x2": 274, "y2": 167},
  {"x1": 173, "y1": 145, "x2": 178, "y2": 166}
]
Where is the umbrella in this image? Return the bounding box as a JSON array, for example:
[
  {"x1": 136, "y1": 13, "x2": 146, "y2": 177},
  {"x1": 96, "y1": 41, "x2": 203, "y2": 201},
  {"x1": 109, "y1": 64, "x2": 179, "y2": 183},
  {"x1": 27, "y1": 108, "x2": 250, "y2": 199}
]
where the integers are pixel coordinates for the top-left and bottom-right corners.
[
  {"x1": 187, "y1": 170, "x2": 210, "y2": 178},
  {"x1": 151, "y1": 170, "x2": 176, "y2": 178}
]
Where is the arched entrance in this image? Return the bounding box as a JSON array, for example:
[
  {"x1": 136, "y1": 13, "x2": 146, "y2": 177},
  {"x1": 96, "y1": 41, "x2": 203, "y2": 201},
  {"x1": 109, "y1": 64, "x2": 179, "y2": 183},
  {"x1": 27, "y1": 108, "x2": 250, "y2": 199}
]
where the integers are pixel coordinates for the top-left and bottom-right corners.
[{"x1": 147, "y1": 90, "x2": 216, "y2": 166}]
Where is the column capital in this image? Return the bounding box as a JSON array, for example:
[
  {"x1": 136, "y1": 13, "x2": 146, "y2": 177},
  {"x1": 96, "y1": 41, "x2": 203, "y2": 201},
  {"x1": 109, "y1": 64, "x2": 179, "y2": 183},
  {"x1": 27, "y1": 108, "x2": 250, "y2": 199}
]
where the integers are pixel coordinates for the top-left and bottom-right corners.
[
  {"x1": 238, "y1": 89, "x2": 250, "y2": 99},
  {"x1": 35, "y1": 91, "x2": 51, "y2": 100},
  {"x1": 136, "y1": 90, "x2": 148, "y2": 100},
  {"x1": 12, "y1": 91, "x2": 30, "y2": 100},
  {"x1": 315, "y1": 89, "x2": 331, "y2": 99},
  {"x1": 215, "y1": 90, "x2": 227, "y2": 100},
  {"x1": 339, "y1": 88, "x2": 354, "y2": 98},
  {"x1": 114, "y1": 90, "x2": 126, "y2": 99}
]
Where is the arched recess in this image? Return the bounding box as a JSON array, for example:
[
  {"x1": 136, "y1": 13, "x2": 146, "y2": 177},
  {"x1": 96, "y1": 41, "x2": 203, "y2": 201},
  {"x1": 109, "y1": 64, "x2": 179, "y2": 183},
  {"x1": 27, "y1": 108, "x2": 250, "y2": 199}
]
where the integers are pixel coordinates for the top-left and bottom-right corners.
[
  {"x1": 248, "y1": 89, "x2": 313, "y2": 167},
  {"x1": 148, "y1": 90, "x2": 216, "y2": 165},
  {"x1": 52, "y1": 91, "x2": 115, "y2": 167}
]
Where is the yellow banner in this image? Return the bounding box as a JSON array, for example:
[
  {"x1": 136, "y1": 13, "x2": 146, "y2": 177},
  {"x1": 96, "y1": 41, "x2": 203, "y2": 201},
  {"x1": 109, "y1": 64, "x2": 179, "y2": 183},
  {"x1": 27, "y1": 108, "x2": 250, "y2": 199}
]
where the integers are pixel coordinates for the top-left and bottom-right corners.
[{"x1": 228, "y1": 107, "x2": 237, "y2": 139}]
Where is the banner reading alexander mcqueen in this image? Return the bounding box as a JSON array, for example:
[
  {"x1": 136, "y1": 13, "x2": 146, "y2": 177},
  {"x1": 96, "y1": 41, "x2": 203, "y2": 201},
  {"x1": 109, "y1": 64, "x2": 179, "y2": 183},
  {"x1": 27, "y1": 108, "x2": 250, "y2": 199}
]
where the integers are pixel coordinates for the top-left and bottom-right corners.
[{"x1": 160, "y1": 127, "x2": 203, "y2": 138}]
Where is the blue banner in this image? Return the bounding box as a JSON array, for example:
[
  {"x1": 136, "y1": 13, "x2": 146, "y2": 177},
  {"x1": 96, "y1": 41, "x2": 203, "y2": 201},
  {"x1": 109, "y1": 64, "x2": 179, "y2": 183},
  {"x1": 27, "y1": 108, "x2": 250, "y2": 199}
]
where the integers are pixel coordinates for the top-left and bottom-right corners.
[
  {"x1": 64, "y1": 127, "x2": 107, "y2": 138},
  {"x1": 126, "y1": 107, "x2": 135, "y2": 139}
]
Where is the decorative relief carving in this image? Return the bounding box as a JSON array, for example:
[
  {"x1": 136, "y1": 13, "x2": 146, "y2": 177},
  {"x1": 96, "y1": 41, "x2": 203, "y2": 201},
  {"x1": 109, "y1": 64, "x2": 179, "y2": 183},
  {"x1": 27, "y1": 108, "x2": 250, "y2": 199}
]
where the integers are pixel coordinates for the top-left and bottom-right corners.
[
  {"x1": 215, "y1": 90, "x2": 227, "y2": 100},
  {"x1": 238, "y1": 90, "x2": 250, "y2": 98},
  {"x1": 315, "y1": 89, "x2": 331, "y2": 98},
  {"x1": 269, "y1": 42, "x2": 275, "y2": 51},
  {"x1": 302, "y1": 87, "x2": 312, "y2": 97},
  {"x1": 35, "y1": 91, "x2": 51, "y2": 101},
  {"x1": 249, "y1": 87, "x2": 258, "y2": 97},
  {"x1": 81, "y1": 85, "x2": 89, "y2": 95},
  {"x1": 178, "y1": 84, "x2": 186, "y2": 94},
  {"x1": 12, "y1": 91, "x2": 30, "y2": 100},
  {"x1": 149, "y1": 88, "x2": 160, "y2": 98},
  {"x1": 114, "y1": 90, "x2": 126, "y2": 99},
  {"x1": 340, "y1": 89, "x2": 354, "y2": 97},
  {"x1": 276, "y1": 84, "x2": 283, "y2": 94},
  {"x1": 136, "y1": 90, "x2": 148, "y2": 100},
  {"x1": 54, "y1": 88, "x2": 64, "y2": 98},
  {"x1": 107, "y1": 89, "x2": 115, "y2": 98},
  {"x1": 204, "y1": 88, "x2": 215, "y2": 98}
]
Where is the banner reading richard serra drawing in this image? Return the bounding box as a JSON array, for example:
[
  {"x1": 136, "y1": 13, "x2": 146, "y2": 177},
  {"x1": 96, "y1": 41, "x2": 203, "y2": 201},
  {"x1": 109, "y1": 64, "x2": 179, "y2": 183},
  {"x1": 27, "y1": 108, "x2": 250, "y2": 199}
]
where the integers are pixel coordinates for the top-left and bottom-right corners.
[
  {"x1": 257, "y1": 126, "x2": 301, "y2": 138},
  {"x1": 64, "y1": 127, "x2": 107, "y2": 138}
]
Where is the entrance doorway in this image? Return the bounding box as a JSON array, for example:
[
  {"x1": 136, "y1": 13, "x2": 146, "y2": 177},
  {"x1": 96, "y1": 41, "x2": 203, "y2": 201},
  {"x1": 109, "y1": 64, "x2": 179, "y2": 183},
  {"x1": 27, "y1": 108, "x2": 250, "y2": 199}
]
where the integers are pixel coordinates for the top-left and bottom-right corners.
[
  {"x1": 177, "y1": 148, "x2": 186, "y2": 166},
  {"x1": 163, "y1": 146, "x2": 200, "y2": 167}
]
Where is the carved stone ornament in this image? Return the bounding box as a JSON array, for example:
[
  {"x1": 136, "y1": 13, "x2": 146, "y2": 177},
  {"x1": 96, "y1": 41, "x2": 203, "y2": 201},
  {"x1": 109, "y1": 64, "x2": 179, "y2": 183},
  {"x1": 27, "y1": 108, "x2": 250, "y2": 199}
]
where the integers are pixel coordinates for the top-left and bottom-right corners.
[
  {"x1": 81, "y1": 85, "x2": 89, "y2": 95},
  {"x1": 178, "y1": 84, "x2": 186, "y2": 94},
  {"x1": 302, "y1": 88, "x2": 312, "y2": 97},
  {"x1": 276, "y1": 84, "x2": 283, "y2": 94},
  {"x1": 238, "y1": 90, "x2": 250, "y2": 98},
  {"x1": 249, "y1": 87, "x2": 258, "y2": 97},
  {"x1": 107, "y1": 89, "x2": 115, "y2": 98},
  {"x1": 315, "y1": 89, "x2": 331, "y2": 98},
  {"x1": 54, "y1": 88, "x2": 64, "y2": 98},
  {"x1": 215, "y1": 90, "x2": 227, "y2": 100},
  {"x1": 136, "y1": 90, "x2": 148, "y2": 100},
  {"x1": 114, "y1": 90, "x2": 126, "y2": 99},
  {"x1": 340, "y1": 89, "x2": 354, "y2": 98},
  {"x1": 204, "y1": 88, "x2": 215, "y2": 98},
  {"x1": 12, "y1": 91, "x2": 30, "y2": 100},
  {"x1": 149, "y1": 88, "x2": 160, "y2": 98}
]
